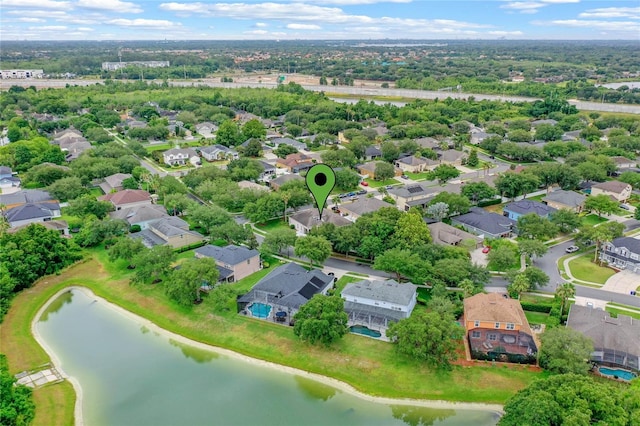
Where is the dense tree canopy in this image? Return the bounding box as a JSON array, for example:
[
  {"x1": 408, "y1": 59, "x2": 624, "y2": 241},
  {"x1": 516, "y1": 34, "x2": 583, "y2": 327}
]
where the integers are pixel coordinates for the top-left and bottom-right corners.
[{"x1": 293, "y1": 294, "x2": 349, "y2": 346}]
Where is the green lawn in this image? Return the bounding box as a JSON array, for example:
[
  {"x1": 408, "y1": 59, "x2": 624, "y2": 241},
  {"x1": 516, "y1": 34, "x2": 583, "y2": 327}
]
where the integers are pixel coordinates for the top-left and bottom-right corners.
[
  {"x1": 605, "y1": 307, "x2": 640, "y2": 320},
  {"x1": 254, "y1": 218, "x2": 291, "y2": 233},
  {"x1": 524, "y1": 311, "x2": 553, "y2": 326},
  {"x1": 567, "y1": 254, "x2": 616, "y2": 284},
  {"x1": 524, "y1": 194, "x2": 545, "y2": 202},
  {"x1": 405, "y1": 171, "x2": 433, "y2": 181},
  {"x1": 363, "y1": 177, "x2": 397, "y2": 188},
  {"x1": 581, "y1": 214, "x2": 609, "y2": 226},
  {"x1": 334, "y1": 275, "x2": 362, "y2": 295},
  {"x1": 145, "y1": 143, "x2": 173, "y2": 152}
]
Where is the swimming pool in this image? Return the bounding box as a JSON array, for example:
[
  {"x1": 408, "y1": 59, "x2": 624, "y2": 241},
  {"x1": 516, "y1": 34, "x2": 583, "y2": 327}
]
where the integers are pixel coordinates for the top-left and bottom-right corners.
[
  {"x1": 349, "y1": 325, "x2": 382, "y2": 338},
  {"x1": 248, "y1": 303, "x2": 271, "y2": 319},
  {"x1": 599, "y1": 367, "x2": 638, "y2": 381}
]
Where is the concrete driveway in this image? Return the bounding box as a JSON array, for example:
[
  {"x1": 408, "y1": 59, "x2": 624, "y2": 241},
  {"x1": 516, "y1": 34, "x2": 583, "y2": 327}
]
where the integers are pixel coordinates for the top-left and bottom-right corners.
[
  {"x1": 602, "y1": 270, "x2": 640, "y2": 295},
  {"x1": 470, "y1": 247, "x2": 489, "y2": 267}
]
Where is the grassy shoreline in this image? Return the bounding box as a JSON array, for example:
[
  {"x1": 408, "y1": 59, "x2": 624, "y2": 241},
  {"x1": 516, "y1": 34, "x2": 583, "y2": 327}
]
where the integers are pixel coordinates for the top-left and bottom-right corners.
[{"x1": 1, "y1": 255, "x2": 542, "y2": 424}]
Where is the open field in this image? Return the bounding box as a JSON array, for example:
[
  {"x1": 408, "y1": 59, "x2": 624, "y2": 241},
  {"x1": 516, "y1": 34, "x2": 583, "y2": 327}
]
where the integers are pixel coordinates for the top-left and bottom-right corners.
[{"x1": 1, "y1": 254, "x2": 543, "y2": 423}]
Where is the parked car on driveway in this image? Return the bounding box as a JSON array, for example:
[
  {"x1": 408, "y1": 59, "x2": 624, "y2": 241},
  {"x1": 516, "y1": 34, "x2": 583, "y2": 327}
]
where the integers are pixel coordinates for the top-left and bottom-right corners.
[
  {"x1": 565, "y1": 245, "x2": 579, "y2": 253},
  {"x1": 360, "y1": 181, "x2": 369, "y2": 186},
  {"x1": 620, "y1": 204, "x2": 630, "y2": 210},
  {"x1": 482, "y1": 246, "x2": 491, "y2": 254}
]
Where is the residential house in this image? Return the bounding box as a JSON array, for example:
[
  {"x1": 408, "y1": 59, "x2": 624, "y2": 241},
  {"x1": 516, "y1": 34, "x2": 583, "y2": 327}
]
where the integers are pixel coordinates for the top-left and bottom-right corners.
[
  {"x1": 600, "y1": 237, "x2": 640, "y2": 273},
  {"x1": 611, "y1": 156, "x2": 637, "y2": 169},
  {"x1": 268, "y1": 174, "x2": 304, "y2": 191},
  {"x1": 126, "y1": 119, "x2": 148, "y2": 130},
  {"x1": 195, "y1": 122, "x2": 218, "y2": 138},
  {"x1": 414, "y1": 137, "x2": 442, "y2": 150},
  {"x1": 63, "y1": 140, "x2": 93, "y2": 161},
  {"x1": 567, "y1": 304, "x2": 639, "y2": 372},
  {"x1": 200, "y1": 145, "x2": 239, "y2": 162},
  {"x1": 131, "y1": 216, "x2": 204, "y2": 249},
  {"x1": 237, "y1": 181, "x2": 269, "y2": 191},
  {"x1": 503, "y1": 200, "x2": 556, "y2": 220},
  {"x1": 0, "y1": 189, "x2": 56, "y2": 208},
  {"x1": 464, "y1": 293, "x2": 538, "y2": 362},
  {"x1": 470, "y1": 132, "x2": 499, "y2": 145},
  {"x1": 438, "y1": 149, "x2": 465, "y2": 166},
  {"x1": 276, "y1": 153, "x2": 314, "y2": 173},
  {"x1": 4, "y1": 202, "x2": 62, "y2": 228},
  {"x1": 163, "y1": 148, "x2": 199, "y2": 167},
  {"x1": 7, "y1": 219, "x2": 69, "y2": 236},
  {"x1": 99, "y1": 189, "x2": 153, "y2": 211},
  {"x1": 364, "y1": 146, "x2": 382, "y2": 161},
  {"x1": 271, "y1": 137, "x2": 307, "y2": 151},
  {"x1": 258, "y1": 161, "x2": 277, "y2": 181},
  {"x1": 395, "y1": 155, "x2": 438, "y2": 173},
  {"x1": 451, "y1": 207, "x2": 517, "y2": 239},
  {"x1": 110, "y1": 204, "x2": 168, "y2": 229},
  {"x1": 339, "y1": 197, "x2": 393, "y2": 221},
  {"x1": 0, "y1": 166, "x2": 21, "y2": 192},
  {"x1": 357, "y1": 161, "x2": 402, "y2": 179},
  {"x1": 237, "y1": 263, "x2": 333, "y2": 321},
  {"x1": 427, "y1": 222, "x2": 483, "y2": 249},
  {"x1": 99, "y1": 173, "x2": 132, "y2": 194},
  {"x1": 195, "y1": 244, "x2": 261, "y2": 282},
  {"x1": 591, "y1": 180, "x2": 632, "y2": 203},
  {"x1": 541, "y1": 190, "x2": 586, "y2": 213},
  {"x1": 388, "y1": 184, "x2": 432, "y2": 211},
  {"x1": 288, "y1": 209, "x2": 351, "y2": 235},
  {"x1": 342, "y1": 279, "x2": 418, "y2": 331}
]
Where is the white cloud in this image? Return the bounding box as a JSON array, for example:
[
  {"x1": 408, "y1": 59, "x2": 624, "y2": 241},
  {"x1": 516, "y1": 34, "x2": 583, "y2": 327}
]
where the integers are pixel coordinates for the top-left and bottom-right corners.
[
  {"x1": 76, "y1": 0, "x2": 143, "y2": 13},
  {"x1": 77, "y1": 26, "x2": 94, "y2": 31},
  {"x1": 286, "y1": 23, "x2": 321, "y2": 30},
  {"x1": 306, "y1": 0, "x2": 411, "y2": 4},
  {"x1": 534, "y1": 19, "x2": 640, "y2": 33},
  {"x1": 255, "y1": 22, "x2": 267, "y2": 27},
  {"x1": 16, "y1": 17, "x2": 46, "y2": 22},
  {"x1": 244, "y1": 29, "x2": 268, "y2": 35},
  {"x1": 1, "y1": 0, "x2": 71, "y2": 9},
  {"x1": 488, "y1": 30, "x2": 524, "y2": 36},
  {"x1": 579, "y1": 7, "x2": 640, "y2": 20},
  {"x1": 107, "y1": 18, "x2": 182, "y2": 28},
  {"x1": 29, "y1": 25, "x2": 68, "y2": 30},
  {"x1": 500, "y1": 0, "x2": 578, "y2": 14}
]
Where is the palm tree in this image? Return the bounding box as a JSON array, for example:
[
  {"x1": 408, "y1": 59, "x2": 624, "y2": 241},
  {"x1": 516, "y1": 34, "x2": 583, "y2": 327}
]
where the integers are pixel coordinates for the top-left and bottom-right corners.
[
  {"x1": 509, "y1": 274, "x2": 530, "y2": 300},
  {"x1": 281, "y1": 190, "x2": 291, "y2": 223},
  {"x1": 555, "y1": 282, "x2": 576, "y2": 320},
  {"x1": 459, "y1": 279, "x2": 475, "y2": 298}
]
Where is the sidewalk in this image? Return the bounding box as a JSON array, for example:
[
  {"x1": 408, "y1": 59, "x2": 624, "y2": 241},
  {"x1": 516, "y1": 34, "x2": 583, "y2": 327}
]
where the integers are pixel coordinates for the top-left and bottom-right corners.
[{"x1": 561, "y1": 253, "x2": 604, "y2": 287}]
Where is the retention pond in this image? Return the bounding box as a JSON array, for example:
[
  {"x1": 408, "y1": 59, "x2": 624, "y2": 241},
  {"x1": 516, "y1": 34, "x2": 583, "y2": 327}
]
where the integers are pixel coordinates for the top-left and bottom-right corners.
[{"x1": 36, "y1": 288, "x2": 501, "y2": 426}]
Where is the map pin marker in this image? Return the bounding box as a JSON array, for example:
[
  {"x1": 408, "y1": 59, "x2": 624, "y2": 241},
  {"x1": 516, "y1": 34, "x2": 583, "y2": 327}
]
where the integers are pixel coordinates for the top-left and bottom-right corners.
[{"x1": 305, "y1": 164, "x2": 336, "y2": 221}]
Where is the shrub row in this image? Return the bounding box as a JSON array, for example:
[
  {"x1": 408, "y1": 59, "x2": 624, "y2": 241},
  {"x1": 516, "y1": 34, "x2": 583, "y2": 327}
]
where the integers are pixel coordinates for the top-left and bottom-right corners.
[
  {"x1": 520, "y1": 302, "x2": 553, "y2": 313},
  {"x1": 477, "y1": 197, "x2": 503, "y2": 207}
]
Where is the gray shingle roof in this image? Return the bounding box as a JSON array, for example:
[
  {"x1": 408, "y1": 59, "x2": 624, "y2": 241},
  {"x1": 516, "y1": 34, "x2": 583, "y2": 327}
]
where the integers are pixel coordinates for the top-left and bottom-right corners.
[
  {"x1": 272, "y1": 137, "x2": 306, "y2": 150},
  {"x1": 289, "y1": 209, "x2": 351, "y2": 229},
  {"x1": 541, "y1": 190, "x2": 586, "y2": 208},
  {"x1": 610, "y1": 237, "x2": 640, "y2": 254},
  {"x1": 340, "y1": 197, "x2": 392, "y2": 217},
  {"x1": 365, "y1": 146, "x2": 382, "y2": 156},
  {"x1": 342, "y1": 279, "x2": 416, "y2": 306},
  {"x1": 195, "y1": 244, "x2": 259, "y2": 265},
  {"x1": 567, "y1": 304, "x2": 640, "y2": 360},
  {"x1": 149, "y1": 216, "x2": 191, "y2": 237},
  {"x1": 388, "y1": 184, "x2": 429, "y2": 198},
  {"x1": 110, "y1": 204, "x2": 168, "y2": 225},
  {"x1": 592, "y1": 180, "x2": 631, "y2": 194},
  {"x1": 238, "y1": 263, "x2": 333, "y2": 310},
  {"x1": 5, "y1": 203, "x2": 58, "y2": 223},
  {"x1": 453, "y1": 207, "x2": 516, "y2": 235},
  {"x1": 504, "y1": 200, "x2": 556, "y2": 216},
  {"x1": 0, "y1": 189, "x2": 54, "y2": 206}
]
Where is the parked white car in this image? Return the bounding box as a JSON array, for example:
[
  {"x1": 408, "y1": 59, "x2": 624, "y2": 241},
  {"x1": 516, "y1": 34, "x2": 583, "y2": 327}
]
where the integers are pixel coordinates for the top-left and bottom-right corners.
[{"x1": 565, "y1": 246, "x2": 579, "y2": 253}]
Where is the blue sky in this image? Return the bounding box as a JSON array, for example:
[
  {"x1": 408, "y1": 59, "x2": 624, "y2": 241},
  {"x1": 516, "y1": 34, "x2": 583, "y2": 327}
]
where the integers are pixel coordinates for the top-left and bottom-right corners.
[{"x1": 1, "y1": 0, "x2": 638, "y2": 40}]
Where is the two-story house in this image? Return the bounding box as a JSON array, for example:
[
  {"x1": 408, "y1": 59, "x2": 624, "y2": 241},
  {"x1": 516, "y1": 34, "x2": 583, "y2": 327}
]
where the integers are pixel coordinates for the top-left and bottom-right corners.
[
  {"x1": 542, "y1": 190, "x2": 586, "y2": 213},
  {"x1": 0, "y1": 166, "x2": 21, "y2": 193},
  {"x1": 590, "y1": 181, "x2": 632, "y2": 203},
  {"x1": 163, "y1": 148, "x2": 199, "y2": 166},
  {"x1": 387, "y1": 184, "x2": 432, "y2": 211},
  {"x1": 342, "y1": 279, "x2": 417, "y2": 331},
  {"x1": 0, "y1": 189, "x2": 61, "y2": 228},
  {"x1": 464, "y1": 293, "x2": 538, "y2": 363},
  {"x1": 600, "y1": 237, "x2": 640, "y2": 273},
  {"x1": 195, "y1": 244, "x2": 261, "y2": 282},
  {"x1": 131, "y1": 216, "x2": 204, "y2": 249},
  {"x1": 275, "y1": 153, "x2": 314, "y2": 173}
]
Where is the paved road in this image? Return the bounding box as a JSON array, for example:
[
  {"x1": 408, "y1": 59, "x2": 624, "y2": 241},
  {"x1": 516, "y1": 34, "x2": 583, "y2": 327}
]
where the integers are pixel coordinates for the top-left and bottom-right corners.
[{"x1": 5, "y1": 78, "x2": 640, "y2": 115}]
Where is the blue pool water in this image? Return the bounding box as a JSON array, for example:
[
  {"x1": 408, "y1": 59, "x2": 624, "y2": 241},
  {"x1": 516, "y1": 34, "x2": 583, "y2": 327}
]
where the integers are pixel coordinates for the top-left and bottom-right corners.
[
  {"x1": 249, "y1": 303, "x2": 271, "y2": 319},
  {"x1": 599, "y1": 367, "x2": 637, "y2": 381},
  {"x1": 349, "y1": 325, "x2": 382, "y2": 338}
]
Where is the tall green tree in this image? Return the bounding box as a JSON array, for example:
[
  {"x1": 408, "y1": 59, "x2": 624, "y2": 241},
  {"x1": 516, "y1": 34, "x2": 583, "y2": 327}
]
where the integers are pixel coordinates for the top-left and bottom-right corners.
[
  {"x1": 508, "y1": 273, "x2": 530, "y2": 300},
  {"x1": 431, "y1": 164, "x2": 460, "y2": 183},
  {"x1": 500, "y1": 374, "x2": 630, "y2": 426},
  {"x1": 0, "y1": 354, "x2": 35, "y2": 426},
  {"x1": 216, "y1": 120, "x2": 242, "y2": 147},
  {"x1": 293, "y1": 294, "x2": 349, "y2": 346},
  {"x1": 386, "y1": 308, "x2": 464, "y2": 369},
  {"x1": 107, "y1": 237, "x2": 145, "y2": 268},
  {"x1": 373, "y1": 248, "x2": 431, "y2": 284},
  {"x1": 393, "y1": 210, "x2": 432, "y2": 249},
  {"x1": 165, "y1": 257, "x2": 219, "y2": 306},
  {"x1": 549, "y1": 209, "x2": 582, "y2": 233},
  {"x1": 555, "y1": 282, "x2": 576, "y2": 319},
  {"x1": 374, "y1": 162, "x2": 395, "y2": 181},
  {"x1": 260, "y1": 227, "x2": 298, "y2": 257},
  {"x1": 461, "y1": 181, "x2": 496, "y2": 204},
  {"x1": 242, "y1": 119, "x2": 266, "y2": 140},
  {"x1": 132, "y1": 245, "x2": 176, "y2": 284},
  {"x1": 584, "y1": 194, "x2": 619, "y2": 218},
  {"x1": 517, "y1": 239, "x2": 548, "y2": 263},
  {"x1": 294, "y1": 235, "x2": 332, "y2": 267},
  {"x1": 539, "y1": 327, "x2": 594, "y2": 374},
  {"x1": 517, "y1": 214, "x2": 558, "y2": 241}
]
